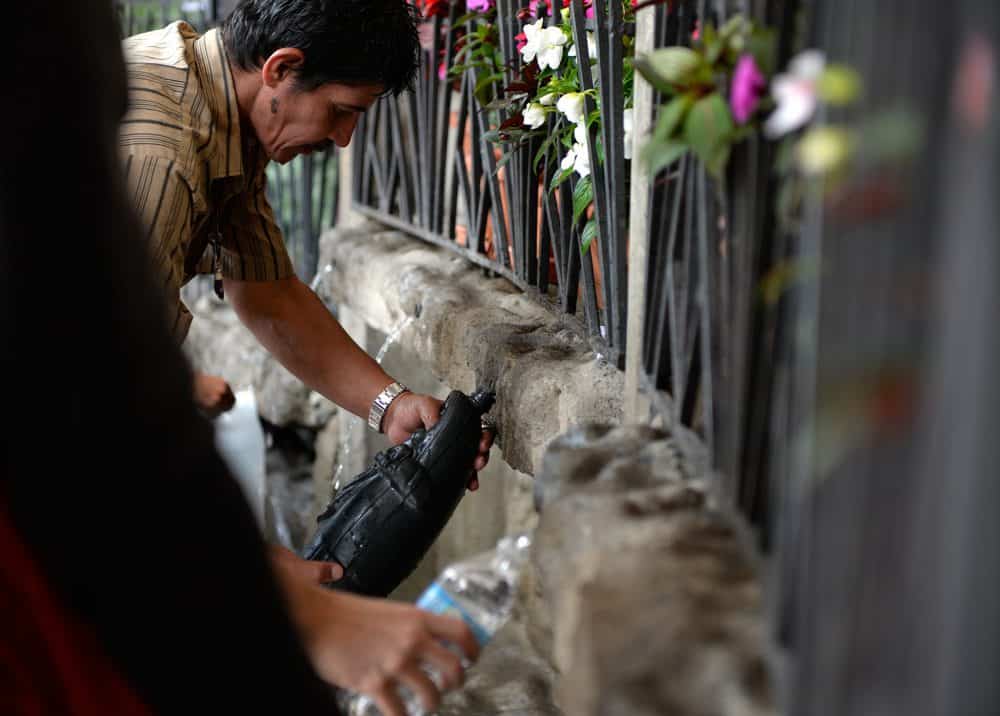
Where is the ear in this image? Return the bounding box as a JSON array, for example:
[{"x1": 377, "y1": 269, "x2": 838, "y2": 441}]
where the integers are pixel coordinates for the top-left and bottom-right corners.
[{"x1": 261, "y1": 48, "x2": 306, "y2": 89}]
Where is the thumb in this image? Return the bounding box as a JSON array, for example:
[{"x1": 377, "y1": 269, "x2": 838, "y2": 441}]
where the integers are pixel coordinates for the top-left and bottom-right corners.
[{"x1": 311, "y1": 559, "x2": 344, "y2": 584}]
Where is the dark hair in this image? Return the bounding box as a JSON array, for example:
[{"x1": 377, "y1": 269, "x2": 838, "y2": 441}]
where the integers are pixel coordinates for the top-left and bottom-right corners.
[{"x1": 221, "y1": 0, "x2": 421, "y2": 95}]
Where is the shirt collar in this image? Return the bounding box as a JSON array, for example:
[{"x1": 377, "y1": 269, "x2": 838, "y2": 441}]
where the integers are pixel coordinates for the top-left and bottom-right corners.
[{"x1": 191, "y1": 28, "x2": 244, "y2": 181}]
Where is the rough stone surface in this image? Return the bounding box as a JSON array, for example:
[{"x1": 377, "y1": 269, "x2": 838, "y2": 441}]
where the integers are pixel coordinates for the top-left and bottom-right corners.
[
  {"x1": 523, "y1": 423, "x2": 775, "y2": 716},
  {"x1": 317, "y1": 223, "x2": 625, "y2": 476},
  {"x1": 183, "y1": 294, "x2": 335, "y2": 429}
]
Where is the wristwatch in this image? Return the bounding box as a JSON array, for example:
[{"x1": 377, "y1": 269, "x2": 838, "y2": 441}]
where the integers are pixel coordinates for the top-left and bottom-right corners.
[{"x1": 368, "y1": 381, "x2": 409, "y2": 433}]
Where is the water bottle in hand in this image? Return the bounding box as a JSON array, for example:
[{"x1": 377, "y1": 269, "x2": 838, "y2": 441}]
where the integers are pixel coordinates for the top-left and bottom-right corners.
[{"x1": 344, "y1": 534, "x2": 533, "y2": 716}]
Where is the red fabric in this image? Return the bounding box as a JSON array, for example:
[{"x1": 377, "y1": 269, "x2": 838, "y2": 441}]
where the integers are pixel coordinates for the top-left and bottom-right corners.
[{"x1": 0, "y1": 504, "x2": 154, "y2": 716}]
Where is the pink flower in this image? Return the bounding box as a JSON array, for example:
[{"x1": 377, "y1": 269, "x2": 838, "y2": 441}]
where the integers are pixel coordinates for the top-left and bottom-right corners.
[
  {"x1": 515, "y1": 31, "x2": 527, "y2": 52},
  {"x1": 467, "y1": 0, "x2": 493, "y2": 11},
  {"x1": 730, "y1": 53, "x2": 766, "y2": 124}
]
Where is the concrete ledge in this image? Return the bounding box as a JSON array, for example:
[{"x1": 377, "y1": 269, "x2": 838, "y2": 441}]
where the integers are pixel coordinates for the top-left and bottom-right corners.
[{"x1": 316, "y1": 222, "x2": 625, "y2": 476}]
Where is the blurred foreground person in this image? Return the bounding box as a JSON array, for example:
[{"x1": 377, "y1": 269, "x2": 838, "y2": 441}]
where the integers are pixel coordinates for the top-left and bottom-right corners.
[{"x1": 0, "y1": 3, "x2": 476, "y2": 715}]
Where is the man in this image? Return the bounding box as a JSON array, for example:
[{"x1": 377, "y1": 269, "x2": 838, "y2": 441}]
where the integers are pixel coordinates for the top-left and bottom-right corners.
[
  {"x1": 121, "y1": 0, "x2": 492, "y2": 581},
  {"x1": 2, "y1": 2, "x2": 478, "y2": 715},
  {"x1": 120, "y1": 0, "x2": 492, "y2": 469}
]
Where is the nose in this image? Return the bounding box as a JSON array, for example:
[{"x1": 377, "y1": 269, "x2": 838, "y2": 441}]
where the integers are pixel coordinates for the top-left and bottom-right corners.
[{"x1": 330, "y1": 114, "x2": 360, "y2": 148}]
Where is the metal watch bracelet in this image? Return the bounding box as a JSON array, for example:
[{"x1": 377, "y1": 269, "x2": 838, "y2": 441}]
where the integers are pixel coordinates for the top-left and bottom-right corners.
[{"x1": 368, "y1": 381, "x2": 409, "y2": 433}]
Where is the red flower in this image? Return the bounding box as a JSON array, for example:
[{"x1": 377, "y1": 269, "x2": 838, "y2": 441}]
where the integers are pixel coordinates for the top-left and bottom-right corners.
[{"x1": 419, "y1": 0, "x2": 450, "y2": 19}]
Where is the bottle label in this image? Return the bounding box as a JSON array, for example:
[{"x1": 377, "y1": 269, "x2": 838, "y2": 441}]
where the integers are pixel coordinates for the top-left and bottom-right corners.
[{"x1": 416, "y1": 582, "x2": 492, "y2": 646}]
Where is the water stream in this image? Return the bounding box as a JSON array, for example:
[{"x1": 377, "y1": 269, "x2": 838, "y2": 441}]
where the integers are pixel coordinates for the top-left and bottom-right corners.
[{"x1": 331, "y1": 315, "x2": 416, "y2": 493}]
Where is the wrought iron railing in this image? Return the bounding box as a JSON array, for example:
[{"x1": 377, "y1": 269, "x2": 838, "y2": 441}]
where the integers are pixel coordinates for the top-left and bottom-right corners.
[
  {"x1": 352, "y1": 0, "x2": 801, "y2": 517},
  {"x1": 115, "y1": 0, "x2": 334, "y2": 283},
  {"x1": 352, "y1": 0, "x2": 631, "y2": 363}
]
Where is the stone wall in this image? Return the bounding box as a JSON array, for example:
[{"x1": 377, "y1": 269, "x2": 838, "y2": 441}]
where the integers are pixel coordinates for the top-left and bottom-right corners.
[{"x1": 184, "y1": 221, "x2": 777, "y2": 716}]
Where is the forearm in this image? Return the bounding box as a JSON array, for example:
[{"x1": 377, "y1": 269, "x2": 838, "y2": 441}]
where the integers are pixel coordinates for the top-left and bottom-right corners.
[{"x1": 225, "y1": 276, "x2": 394, "y2": 420}]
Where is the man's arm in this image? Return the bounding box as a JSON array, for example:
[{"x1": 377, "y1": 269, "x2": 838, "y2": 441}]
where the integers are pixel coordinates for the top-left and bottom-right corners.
[
  {"x1": 224, "y1": 275, "x2": 494, "y2": 476},
  {"x1": 223, "y1": 276, "x2": 430, "y2": 434}
]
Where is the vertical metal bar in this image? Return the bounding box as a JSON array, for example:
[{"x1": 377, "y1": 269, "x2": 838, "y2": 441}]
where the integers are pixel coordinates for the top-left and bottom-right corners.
[
  {"x1": 570, "y1": 0, "x2": 616, "y2": 356},
  {"x1": 300, "y1": 153, "x2": 316, "y2": 282}
]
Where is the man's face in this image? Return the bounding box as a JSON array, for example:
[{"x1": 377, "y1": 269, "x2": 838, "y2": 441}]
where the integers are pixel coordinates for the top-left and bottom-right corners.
[{"x1": 252, "y1": 78, "x2": 382, "y2": 165}]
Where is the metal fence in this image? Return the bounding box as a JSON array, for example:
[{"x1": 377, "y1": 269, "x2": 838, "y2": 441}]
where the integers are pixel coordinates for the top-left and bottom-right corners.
[
  {"x1": 352, "y1": 0, "x2": 631, "y2": 363},
  {"x1": 115, "y1": 0, "x2": 334, "y2": 283},
  {"x1": 352, "y1": 0, "x2": 800, "y2": 517}
]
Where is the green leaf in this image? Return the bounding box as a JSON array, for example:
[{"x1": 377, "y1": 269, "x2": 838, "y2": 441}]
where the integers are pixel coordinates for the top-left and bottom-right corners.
[
  {"x1": 572, "y1": 175, "x2": 593, "y2": 224},
  {"x1": 481, "y1": 96, "x2": 523, "y2": 111},
  {"x1": 494, "y1": 152, "x2": 513, "y2": 176},
  {"x1": 549, "y1": 166, "x2": 574, "y2": 193},
  {"x1": 747, "y1": 27, "x2": 777, "y2": 76},
  {"x1": 635, "y1": 47, "x2": 703, "y2": 92},
  {"x1": 683, "y1": 93, "x2": 734, "y2": 169},
  {"x1": 580, "y1": 218, "x2": 598, "y2": 255},
  {"x1": 533, "y1": 132, "x2": 561, "y2": 172},
  {"x1": 480, "y1": 129, "x2": 501, "y2": 143},
  {"x1": 642, "y1": 138, "x2": 688, "y2": 175},
  {"x1": 818, "y1": 65, "x2": 863, "y2": 106},
  {"x1": 702, "y1": 23, "x2": 724, "y2": 65},
  {"x1": 653, "y1": 94, "x2": 695, "y2": 141}
]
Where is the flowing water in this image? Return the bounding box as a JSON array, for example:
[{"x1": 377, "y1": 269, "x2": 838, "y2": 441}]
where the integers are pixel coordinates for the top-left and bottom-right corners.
[{"x1": 331, "y1": 315, "x2": 416, "y2": 493}]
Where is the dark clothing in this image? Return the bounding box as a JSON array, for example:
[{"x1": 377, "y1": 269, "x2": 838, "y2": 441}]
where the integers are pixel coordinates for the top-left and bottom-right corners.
[{"x1": 0, "y1": 3, "x2": 335, "y2": 713}]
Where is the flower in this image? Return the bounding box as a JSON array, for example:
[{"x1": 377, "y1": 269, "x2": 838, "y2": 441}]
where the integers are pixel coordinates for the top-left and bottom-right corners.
[
  {"x1": 574, "y1": 121, "x2": 588, "y2": 145},
  {"x1": 539, "y1": 91, "x2": 558, "y2": 105},
  {"x1": 623, "y1": 108, "x2": 633, "y2": 159},
  {"x1": 467, "y1": 0, "x2": 492, "y2": 11},
  {"x1": 730, "y1": 54, "x2": 767, "y2": 124},
  {"x1": 568, "y1": 32, "x2": 598, "y2": 61},
  {"x1": 557, "y1": 91, "x2": 586, "y2": 124},
  {"x1": 796, "y1": 126, "x2": 853, "y2": 175},
  {"x1": 420, "y1": 0, "x2": 450, "y2": 18},
  {"x1": 764, "y1": 50, "x2": 825, "y2": 138},
  {"x1": 524, "y1": 102, "x2": 547, "y2": 129},
  {"x1": 515, "y1": 31, "x2": 528, "y2": 52},
  {"x1": 561, "y1": 142, "x2": 591, "y2": 178},
  {"x1": 520, "y1": 18, "x2": 568, "y2": 71}
]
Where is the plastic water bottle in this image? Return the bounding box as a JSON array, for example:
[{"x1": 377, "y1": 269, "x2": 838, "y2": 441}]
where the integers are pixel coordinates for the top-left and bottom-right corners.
[{"x1": 343, "y1": 533, "x2": 533, "y2": 716}]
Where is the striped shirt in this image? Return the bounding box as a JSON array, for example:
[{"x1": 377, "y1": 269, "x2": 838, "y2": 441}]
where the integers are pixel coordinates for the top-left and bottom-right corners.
[{"x1": 121, "y1": 22, "x2": 294, "y2": 340}]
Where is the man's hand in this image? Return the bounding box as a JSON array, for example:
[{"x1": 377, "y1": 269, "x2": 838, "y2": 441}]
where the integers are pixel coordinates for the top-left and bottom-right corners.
[
  {"x1": 193, "y1": 372, "x2": 235, "y2": 418},
  {"x1": 382, "y1": 392, "x2": 494, "y2": 491},
  {"x1": 276, "y1": 565, "x2": 480, "y2": 716},
  {"x1": 269, "y1": 545, "x2": 343, "y2": 584}
]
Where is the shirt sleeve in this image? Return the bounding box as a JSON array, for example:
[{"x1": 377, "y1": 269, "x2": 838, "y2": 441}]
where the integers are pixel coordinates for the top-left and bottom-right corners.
[
  {"x1": 122, "y1": 153, "x2": 195, "y2": 341},
  {"x1": 207, "y1": 169, "x2": 297, "y2": 282}
]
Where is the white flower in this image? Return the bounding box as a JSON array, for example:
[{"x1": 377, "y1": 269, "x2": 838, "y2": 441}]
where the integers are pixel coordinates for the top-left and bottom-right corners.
[
  {"x1": 572, "y1": 142, "x2": 591, "y2": 177},
  {"x1": 561, "y1": 142, "x2": 591, "y2": 178},
  {"x1": 557, "y1": 92, "x2": 586, "y2": 124},
  {"x1": 623, "y1": 108, "x2": 633, "y2": 160},
  {"x1": 523, "y1": 102, "x2": 547, "y2": 130},
  {"x1": 521, "y1": 19, "x2": 568, "y2": 71},
  {"x1": 574, "y1": 121, "x2": 588, "y2": 145},
  {"x1": 764, "y1": 50, "x2": 826, "y2": 139},
  {"x1": 539, "y1": 91, "x2": 558, "y2": 106},
  {"x1": 568, "y1": 32, "x2": 598, "y2": 61},
  {"x1": 560, "y1": 148, "x2": 577, "y2": 173}
]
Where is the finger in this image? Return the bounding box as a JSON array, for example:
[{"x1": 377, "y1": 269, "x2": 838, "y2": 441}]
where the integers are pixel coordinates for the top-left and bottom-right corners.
[
  {"x1": 426, "y1": 614, "x2": 480, "y2": 663},
  {"x1": 479, "y1": 432, "x2": 494, "y2": 452},
  {"x1": 371, "y1": 682, "x2": 407, "y2": 716},
  {"x1": 419, "y1": 397, "x2": 443, "y2": 429},
  {"x1": 467, "y1": 475, "x2": 479, "y2": 492},
  {"x1": 310, "y1": 560, "x2": 344, "y2": 583},
  {"x1": 474, "y1": 455, "x2": 488, "y2": 471},
  {"x1": 396, "y1": 664, "x2": 442, "y2": 713},
  {"x1": 419, "y1": 640, "x2": 466, "y2": 691}
]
